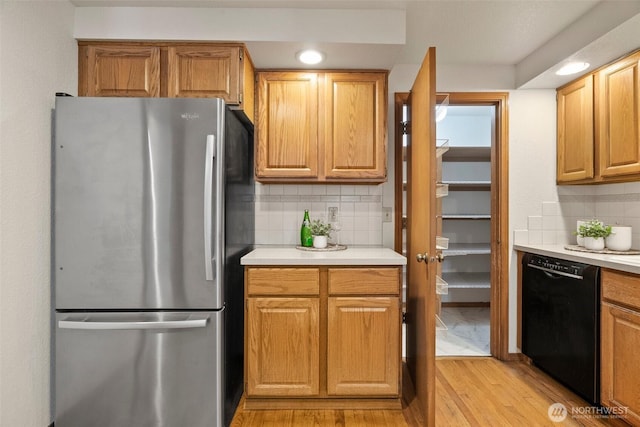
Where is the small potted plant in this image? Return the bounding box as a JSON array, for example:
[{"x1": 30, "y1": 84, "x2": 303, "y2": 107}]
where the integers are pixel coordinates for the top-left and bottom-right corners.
[
  {"x1": 577, "y1": 220, "x2": 612, "y2": 251},
  {"x1": 309, "y1": 219, "x2": 332, "y2": 249}
]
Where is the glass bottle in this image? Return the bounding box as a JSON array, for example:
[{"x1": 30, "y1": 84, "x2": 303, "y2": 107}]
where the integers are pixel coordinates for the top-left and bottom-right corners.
[{"x1": 300, "y1": 210, "x2": 313, "y2": 247}]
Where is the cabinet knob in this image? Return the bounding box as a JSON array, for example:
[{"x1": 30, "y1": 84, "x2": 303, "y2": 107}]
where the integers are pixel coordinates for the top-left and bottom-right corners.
[{"x1": 416, "y1": 253, "x2": 429, "y2": 263}]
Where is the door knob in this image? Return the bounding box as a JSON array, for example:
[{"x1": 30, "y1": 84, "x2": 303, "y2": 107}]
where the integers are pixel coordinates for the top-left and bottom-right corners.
[{"x1": 416, "y1": 253, "x2": 429, "y2": 263}]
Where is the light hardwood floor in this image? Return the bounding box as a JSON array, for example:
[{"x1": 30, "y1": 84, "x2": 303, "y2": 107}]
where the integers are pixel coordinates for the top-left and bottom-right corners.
[{"x1": 231, "y1": 357, "x2": 622, "y2": 426}]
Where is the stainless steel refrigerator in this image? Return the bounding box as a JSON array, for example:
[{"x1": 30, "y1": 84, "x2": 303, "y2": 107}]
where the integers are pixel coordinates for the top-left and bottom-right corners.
[{"x1": 52, "y1": 97, "x2": 254, "y2": 427}]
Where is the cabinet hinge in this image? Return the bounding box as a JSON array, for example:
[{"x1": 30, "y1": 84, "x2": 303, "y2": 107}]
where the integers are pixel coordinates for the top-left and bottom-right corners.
[
  {"x1": 402, "y1": 216, "x2": 407, "y2": 229},
  {"x1": 239, "y1": 93, "x2": 243, "y2": 104},
  {"x1": 401, "y1": 121, "x2": 410, "y2": 135},
  {"x1": 402, "y1": 312, "x2": 407, "y2": 324},
  {"x1": 239, "y1": 49, "x2": 244, "y2": 61}
]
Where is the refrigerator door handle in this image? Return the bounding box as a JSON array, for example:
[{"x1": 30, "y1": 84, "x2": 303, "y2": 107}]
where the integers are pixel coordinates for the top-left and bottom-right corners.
[
  {"x1": 58, "y1": 315, "x2": 210, "y2": 331},
  {"x1": 204, "y1": 134, "x2": 215, "y2": 281}
]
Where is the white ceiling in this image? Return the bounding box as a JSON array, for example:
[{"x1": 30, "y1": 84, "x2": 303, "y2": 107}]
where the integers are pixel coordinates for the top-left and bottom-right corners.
[{"x1": 71, "y1": 0, "x2": 640, "y2": 89}]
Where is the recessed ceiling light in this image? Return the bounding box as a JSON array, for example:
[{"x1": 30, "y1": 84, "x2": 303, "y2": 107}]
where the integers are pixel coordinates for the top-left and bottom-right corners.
[
  {"x1": 296, "y1": 50, "x2": 324, "y2": 65},
  {"x1": 556, "y1": 62, "x2": 590, "y2": 76}
]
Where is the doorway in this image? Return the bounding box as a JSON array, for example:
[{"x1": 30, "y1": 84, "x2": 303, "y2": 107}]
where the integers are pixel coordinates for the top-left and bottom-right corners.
[{"x1": 394, "y1": 92, "x2": 510, "y2": 359}]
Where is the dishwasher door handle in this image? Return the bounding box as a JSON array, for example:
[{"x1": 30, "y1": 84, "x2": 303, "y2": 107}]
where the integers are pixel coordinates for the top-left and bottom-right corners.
[{"x1": 527, "y1": 263, "x2": 583, "y2": 280}]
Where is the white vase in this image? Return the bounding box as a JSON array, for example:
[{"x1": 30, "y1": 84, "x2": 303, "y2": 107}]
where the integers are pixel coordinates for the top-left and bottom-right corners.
[
  {"x1": 584, "y1": 236, "x2": 605, "y2": 251},
  {"x1": 313, "y1": 235, "x2": 328, "y2": 249},
  {"x1": 606, "y1": 226, "x2": 632, "y2": 251},
  {"x1": 576, "y1": 220, "x2": 587, "y2": 246}
]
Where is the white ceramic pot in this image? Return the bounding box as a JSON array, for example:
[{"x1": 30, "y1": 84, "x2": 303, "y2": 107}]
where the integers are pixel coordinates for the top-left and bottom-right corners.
[
  {"x1": 584, "y1": 236, "x2": 605, "y2": 251},
  {"x1": 313, "y1": 235, "x2": 328, "y2": 249},
  {"x1": 576, "y1": 220, "x2": 587, "y2": 246},
  {"x1": 606, "y1": 226, "x2": 632, "y2": 251}
]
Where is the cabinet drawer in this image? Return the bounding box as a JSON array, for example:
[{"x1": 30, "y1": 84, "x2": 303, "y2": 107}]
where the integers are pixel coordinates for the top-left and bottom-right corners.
[
  {"x1": 602, "y1": 268, "x2": 640, "y2": 310},
  {"x1": 328, "y1": 268, "x2": 399, "y2": 295},
  {"x1": 247, "y1": 268, "x2": 320, "y2": 295}
]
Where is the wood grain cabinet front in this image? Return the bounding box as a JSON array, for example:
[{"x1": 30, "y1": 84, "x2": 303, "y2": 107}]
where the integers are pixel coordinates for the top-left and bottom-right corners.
[
  {"x1": 255, "y1": 71, "x2": 388, "y2": 183},
  {"x1": 596, "y1": 50, "x2": 640, "y2": 180},
  {"x1": 78, "y1": 42, "x2": 255, "y2": 123},
  {"x1": 244, "y1": 266, "x2": 401, "y2": 408},
  {"x1": 600, "y1": 269, "x2": 640, "y2": 425},
  {"x1": 557, "y1": 49, "x2": 640, "y2": 184},
  {"x1": 557, "y1": 75, "x2": 594, "y2": 183},
  {"x1": 80, "y1": 45, "x2": 161, "y2": 98}
]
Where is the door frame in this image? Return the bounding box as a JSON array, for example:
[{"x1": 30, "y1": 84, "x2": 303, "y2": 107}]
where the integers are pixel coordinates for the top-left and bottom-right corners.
[{"x1": 395, "y1": 91, "x2": 511, "y2": 360}]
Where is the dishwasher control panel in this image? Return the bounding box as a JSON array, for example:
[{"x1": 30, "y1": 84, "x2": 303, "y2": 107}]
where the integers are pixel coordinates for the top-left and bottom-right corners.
[{"x1": 526, "y1": 254, "x2": 587, "y2": 277}]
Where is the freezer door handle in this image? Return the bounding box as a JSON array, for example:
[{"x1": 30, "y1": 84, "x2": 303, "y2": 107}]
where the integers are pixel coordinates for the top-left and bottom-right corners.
[
  {"x1": 204, "y1": 134, "x2": 215, "y2": 281},
  {"x1": 58, "y1": 315, "x2": 209, "y2": 330}
]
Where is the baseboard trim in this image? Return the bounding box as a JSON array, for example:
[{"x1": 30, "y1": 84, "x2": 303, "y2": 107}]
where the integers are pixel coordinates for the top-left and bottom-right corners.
[{"x1": 441, "y1": 302, "x2": 490, "y2": 308}]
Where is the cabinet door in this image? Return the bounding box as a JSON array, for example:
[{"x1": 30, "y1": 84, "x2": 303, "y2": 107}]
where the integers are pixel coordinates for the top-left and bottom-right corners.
[
  {"x1": 557, "y1": 75, "x2": 594, "y2": 183},
  {"x1": 81, "y1": 45, "x2": 160, "y2": 97},
  {"x1": 167, "y1": 46, "x2": 240, "y2": 102},
  {"x1": 601, "y1": 302, "x2": 640, "y2": 424},
  {"x1": 255, "y1": 72, "x2": 319, "y2": 179},
  {"x1": 246, "y1": 297, "x2": 319, "y2": 397},
  {"x1": 597, "y1": 51, "x2": 640, "y2": 179},
  {"x1": 324, "y1": 72, "x2": 387, "y2": 181},
  {"x1": 327, "y1": 297, "x2": 400, "y2": 396}
]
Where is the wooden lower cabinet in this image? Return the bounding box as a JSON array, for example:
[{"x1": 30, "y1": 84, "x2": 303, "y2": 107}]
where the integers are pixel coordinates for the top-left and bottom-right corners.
[
  {"x1": 244, "y1": 266, "x2": 401, "y2": 409},
  {"x1": 327, "y1": 296, "x2": 399, "y2": 396},
  {"x1": 600, "y1": 269, "x2": 640, "y2": 425},
  {"x1": 246, "y1": 297, "x2": 320, "y2": 397}
]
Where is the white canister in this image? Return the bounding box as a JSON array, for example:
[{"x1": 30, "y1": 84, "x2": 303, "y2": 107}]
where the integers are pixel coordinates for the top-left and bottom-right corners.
[{"x1": 605, "y1": 226, "x2": 632, "y2": 251}]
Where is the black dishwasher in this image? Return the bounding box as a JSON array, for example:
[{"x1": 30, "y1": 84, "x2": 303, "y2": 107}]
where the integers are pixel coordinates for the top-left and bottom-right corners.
[{"x1": 521, "y1": 253, "x2": 600, "y2": 405}]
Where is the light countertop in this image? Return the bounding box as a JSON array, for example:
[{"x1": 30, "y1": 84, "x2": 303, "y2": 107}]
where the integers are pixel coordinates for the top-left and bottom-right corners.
[
  {"x1": 240, "y1": 246, "x2": 407, "y2": 266},
  {"x1": 514, "y1": 243, "x2": 640, "y2": 275}
]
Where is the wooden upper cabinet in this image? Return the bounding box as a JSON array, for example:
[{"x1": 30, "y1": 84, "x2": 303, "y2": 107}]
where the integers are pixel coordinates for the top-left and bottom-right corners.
[
  {"x1": 78, "y1": 42, "x2": 255, "y2": 123},
  {"x1": 80, "y1": 45, "x2": 161, "y2": 97},
  {"x1": 255, "y1": 72, "x2": 319, "y2": 179},
  {"x1": 596, "y1": 50, "x2": 640, "y2": 179},
  {"x1": 324, "y1": 73, "x2": 387, "y2": 180},
  {"x1": 557, "y1": 75, "x2": 594, "y2": 183},
  {"x1": 255, "y1": 70, "x2": 388, "y2": 183},
  {"x1": 557, "y1": 49, "x2": 640, "y2": 184}
]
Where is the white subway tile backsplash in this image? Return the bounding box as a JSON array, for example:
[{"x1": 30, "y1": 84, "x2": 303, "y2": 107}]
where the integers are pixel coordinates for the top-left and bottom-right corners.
[
  {"x1": 298, "y1": 185, "x2": 313, "y2": 195},
  {"x1": 542, "y1": 201, "x2": 559, "y2": 216},
  {"x1": 527, "y1": 216, "x2": 542, "y2": 230},
  {"x1": 269, "y1": 184, "x2": 284, "y2": 195},
  {"x1": 369, "y1": 185, "x2": 383, "y2": 195},
  {"x1": 525, "y1": 184, "x2": 640, "y2": 248},
  {"x1": 312, "y1": 185, "x2": 327, "y2": 195},
  {"x1": 326, "y1": 186, "x2": 342, "y2": 195},
  {"x1": 255, "y1": 184, "x2": 386, "y2": 247},
  {"x1": 513, "y1": 230, "x2": 529, "y2": 245},
  {"x1": 528, "y1": 230, "x2": 543, "y2": 245},
  {"x1": 341, "y1": 185, "x2": 356, "y2": 195},
  {"x1": 542, "y1": 215, "x2": 557, "y2": 231},
  {"x1": 283, "y1": 185, "x2": 298, "y2": 195},
  {"x1": 542, "y1": 230, "x2": 557, "y2": 245}
]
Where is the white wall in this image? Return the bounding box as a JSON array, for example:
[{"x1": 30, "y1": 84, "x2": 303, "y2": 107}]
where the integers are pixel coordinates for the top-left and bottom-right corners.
[{"x1": 0, "y1": 2, "x2": 76, "y2": 425}]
